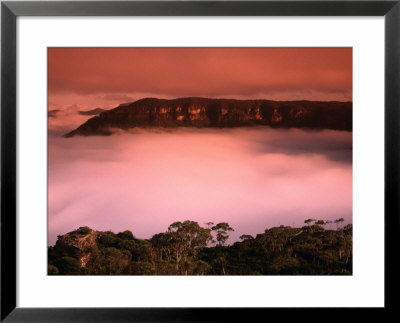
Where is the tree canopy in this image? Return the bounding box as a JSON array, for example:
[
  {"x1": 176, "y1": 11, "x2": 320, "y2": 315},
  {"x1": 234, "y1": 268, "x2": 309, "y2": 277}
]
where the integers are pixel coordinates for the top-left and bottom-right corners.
[{"x1": 48, "y1": 218, "x2": 352, "y2": 276}]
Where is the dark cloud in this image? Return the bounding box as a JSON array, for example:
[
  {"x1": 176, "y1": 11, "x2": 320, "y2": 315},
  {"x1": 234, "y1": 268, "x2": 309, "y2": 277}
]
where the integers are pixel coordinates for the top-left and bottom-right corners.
[
  {"x1": 247, "y1": 128, "x2": 352, "y2": 163},
  {"x1": 79, "y1": 108, "x2": 106, "y2": 116},
  {"x1": 48, "y1": 109, "x2": 60, "y2": 118}
]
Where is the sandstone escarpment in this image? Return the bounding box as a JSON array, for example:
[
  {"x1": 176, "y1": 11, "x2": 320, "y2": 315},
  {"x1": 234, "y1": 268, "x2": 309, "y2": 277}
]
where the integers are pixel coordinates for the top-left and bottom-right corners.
[{"x1": 65, "y1": 97, "x2": 352, "y2": 137}]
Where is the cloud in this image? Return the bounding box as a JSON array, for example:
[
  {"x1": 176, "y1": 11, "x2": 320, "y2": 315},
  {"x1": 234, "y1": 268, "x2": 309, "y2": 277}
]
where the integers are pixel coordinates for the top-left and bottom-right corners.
[
  {"x1": 48, "y1": 48, "x2": 352, "y2": 102},
  {"x1": 48, "y1": 104, "x2": 110, "y2": 136},
  {"x1": 98, "y1": 94, "x2": 136, "y2": 103},
  {"x1": 48, "y1": 127, "x2": 352, "y2": 245}
]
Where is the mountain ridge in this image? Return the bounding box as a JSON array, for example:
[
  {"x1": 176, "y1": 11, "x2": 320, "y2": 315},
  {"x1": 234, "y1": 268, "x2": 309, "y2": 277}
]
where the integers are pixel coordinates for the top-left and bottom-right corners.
[{"x1": 65, "y1": 97, "x2": 352, "y2": 137}]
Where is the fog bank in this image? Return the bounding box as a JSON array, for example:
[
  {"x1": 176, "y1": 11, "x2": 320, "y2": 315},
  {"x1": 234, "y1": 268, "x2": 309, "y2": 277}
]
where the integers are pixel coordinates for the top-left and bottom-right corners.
[{"x1": 48, "y1": 127, "x2": 352, "y2": 245}]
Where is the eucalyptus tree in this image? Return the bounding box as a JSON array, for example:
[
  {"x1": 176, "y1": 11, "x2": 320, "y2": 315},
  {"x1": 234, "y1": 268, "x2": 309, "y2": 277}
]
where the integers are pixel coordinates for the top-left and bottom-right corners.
[
  {"x1": 334, "y1": 218, "x2": 345, "y2": 230},
  {"x1": 239, "y1": 234, "x2": 254, "y2": 241},
  {"x1": 167, "y1": 220, "x2": 213, "y2": 273},
  {"x1": 211, "y1": 222, "x2": 234, "y2": 246},
  {"x1": 304, "y1": 219, "x2": 316, "y2": 226}
]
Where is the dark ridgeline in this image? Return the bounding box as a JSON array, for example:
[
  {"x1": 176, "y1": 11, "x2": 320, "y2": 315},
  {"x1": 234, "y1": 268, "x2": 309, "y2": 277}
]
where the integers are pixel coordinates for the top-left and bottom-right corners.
[
  {"x1": 48, "y1": 219, "x2": 352, "y2": 276},
  {"x1": 64, "y1": 97, "x2": 352, "y2": 137}
]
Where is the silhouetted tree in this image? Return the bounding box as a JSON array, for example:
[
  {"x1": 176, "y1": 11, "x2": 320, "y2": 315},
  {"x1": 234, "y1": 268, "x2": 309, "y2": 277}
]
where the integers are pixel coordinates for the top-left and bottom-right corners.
[{"x1": 212, "y1": 222, "x2": 234, "y2": 246}]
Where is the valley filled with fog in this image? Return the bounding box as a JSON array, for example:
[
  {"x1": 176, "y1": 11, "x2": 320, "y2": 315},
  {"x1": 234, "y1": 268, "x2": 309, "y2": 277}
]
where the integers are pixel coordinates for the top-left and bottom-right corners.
[{"x1": 48, "y1": 127, "x2": 352, "y2": 246}]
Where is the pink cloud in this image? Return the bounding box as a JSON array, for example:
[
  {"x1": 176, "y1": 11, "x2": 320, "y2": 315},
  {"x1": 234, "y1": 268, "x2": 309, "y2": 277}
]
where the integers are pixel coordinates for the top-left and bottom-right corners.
[
  {"x1": 48, "y1": 48, "x2": 352, "y2": 105},
  {"x1": 48, "y1": 127, "x2": 352, "y2": 245}
]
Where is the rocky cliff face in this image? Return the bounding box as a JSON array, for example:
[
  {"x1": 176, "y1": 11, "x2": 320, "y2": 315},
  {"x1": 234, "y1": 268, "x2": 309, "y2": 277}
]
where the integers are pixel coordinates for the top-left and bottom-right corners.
[
  {"x1": 51, "y1": 227, "x2": 100, "y2": 267},
  {"x1": 65, "y1": 97, "x2": 352, "y2": 137}
]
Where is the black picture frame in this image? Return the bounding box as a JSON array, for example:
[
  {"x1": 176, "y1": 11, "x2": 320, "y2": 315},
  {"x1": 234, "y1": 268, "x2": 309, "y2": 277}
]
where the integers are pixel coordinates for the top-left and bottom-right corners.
[{"x1": 1, "y1": 0, "x2": 399, "y2": 321}]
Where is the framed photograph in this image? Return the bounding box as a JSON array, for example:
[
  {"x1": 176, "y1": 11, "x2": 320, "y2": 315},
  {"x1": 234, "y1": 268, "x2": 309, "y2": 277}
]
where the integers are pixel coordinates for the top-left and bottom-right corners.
[{"x1": 1, "y1": 0, "x2": 399, "y2": 321}]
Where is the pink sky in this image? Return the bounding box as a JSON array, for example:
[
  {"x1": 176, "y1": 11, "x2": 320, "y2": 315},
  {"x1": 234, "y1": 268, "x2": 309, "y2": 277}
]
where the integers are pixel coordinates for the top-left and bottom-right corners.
[{"x1": 48, "y1": 48, "x2": 352, "y2": 110}]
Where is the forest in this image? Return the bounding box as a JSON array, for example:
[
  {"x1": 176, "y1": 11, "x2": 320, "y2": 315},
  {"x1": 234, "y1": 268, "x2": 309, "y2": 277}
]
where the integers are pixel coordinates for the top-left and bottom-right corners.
[{"x1": 48, "y1": 219, "x2": 352, "y2": 275}]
